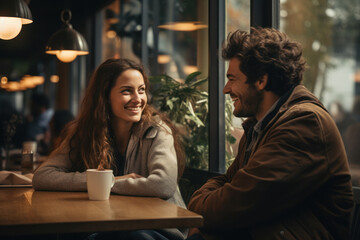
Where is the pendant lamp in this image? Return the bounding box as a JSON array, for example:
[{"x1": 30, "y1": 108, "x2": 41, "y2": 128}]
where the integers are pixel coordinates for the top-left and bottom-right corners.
[
  {"x1": 158, "y1": 21, "x2": 207, "y2": 31},
  {"x1": 45, "y1": 9, "x2": 89, "y2": 63},
  {"x1": 0, "y1": 0, "x2": 33, "y2": 40}
]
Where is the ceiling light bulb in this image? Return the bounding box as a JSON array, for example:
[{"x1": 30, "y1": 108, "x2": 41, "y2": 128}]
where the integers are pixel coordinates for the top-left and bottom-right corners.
[
  {"x1": 158, "y1": 21, "x2": 208, "y2": 31},
  {"x1": 56, "y1": 50, "x2": 78, "y2": 63},
  {"x1": 106, "y1": 30, "x2": 117, "y2": 39},
  {"x1": 158, "y1": 55, "x2": 171, "y2": 64},
  {"x1": 1, "y1": 76, "x2": 8, "y2": 84},
  {"x1": 50, "y1": 75, "x2": 60, "y2": 83},
  {"x1": 0, "y1": 17, "x2": 22, "y2": 40}
]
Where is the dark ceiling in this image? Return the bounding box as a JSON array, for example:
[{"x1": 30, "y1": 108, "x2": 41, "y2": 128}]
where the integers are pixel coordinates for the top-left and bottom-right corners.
[{"x1": 0, "y1": 0, "x2": 113, "y2": 77}]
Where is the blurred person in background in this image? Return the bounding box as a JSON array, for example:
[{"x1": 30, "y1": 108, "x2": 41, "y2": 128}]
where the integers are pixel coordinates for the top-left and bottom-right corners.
[
  {"x1": 345, "y1": 96, "x2": 360, "y2": 166},
  {"x1": 329, "y1": 101, "x2": 355, "y2": 141},
  {"x1": 38, "y1": 110, "x2": 75, "y2": 155},
  {"x1": 24, "y1": 93, "x2": 54, "y2": 143}
]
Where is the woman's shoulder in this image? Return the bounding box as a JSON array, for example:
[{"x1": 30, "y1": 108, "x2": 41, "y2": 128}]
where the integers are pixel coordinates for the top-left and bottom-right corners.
[
  {"x1": 145, "y1": 119, "x2": 172, "y2": 139},
  {"x1": 135, "y1": 114, "x2": 171, "y2": 139}
]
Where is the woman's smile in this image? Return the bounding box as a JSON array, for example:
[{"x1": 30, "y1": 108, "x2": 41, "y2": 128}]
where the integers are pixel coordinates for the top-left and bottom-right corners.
[{"x1": 125, "y1": 105, "x2": 142, "y2": 112}]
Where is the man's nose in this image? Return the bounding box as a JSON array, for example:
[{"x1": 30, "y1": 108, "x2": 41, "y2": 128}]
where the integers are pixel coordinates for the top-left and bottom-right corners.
[{"x1": 223, "y1": 82, "x2": 230, "y2": 94}]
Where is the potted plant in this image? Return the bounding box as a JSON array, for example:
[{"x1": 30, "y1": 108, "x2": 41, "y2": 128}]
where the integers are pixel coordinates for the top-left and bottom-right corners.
[
  {"x1": 150, "y1": 71, "x2": 237, "y2": 170},
  {"x1": 150, "y1": 72, "x2": 209, "y2": 169}
]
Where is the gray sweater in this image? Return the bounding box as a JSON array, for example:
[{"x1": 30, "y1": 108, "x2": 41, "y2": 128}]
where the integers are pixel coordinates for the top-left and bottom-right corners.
[{"x1": 32, "y1": 120, "x2": 187, "y2": 239}]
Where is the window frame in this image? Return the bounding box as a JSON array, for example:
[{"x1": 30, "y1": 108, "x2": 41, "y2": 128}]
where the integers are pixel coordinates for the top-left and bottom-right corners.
[
  {"x1": 208, "y1": 0, "x2": 280, "y2": 173},
  {"x1": 93, "y1": 0, "x2": 281, "y2": 173}
]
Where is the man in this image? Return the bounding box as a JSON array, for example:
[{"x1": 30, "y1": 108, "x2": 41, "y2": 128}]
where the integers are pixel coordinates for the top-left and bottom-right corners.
[
  {"x1": 24, "y1": 93, "x2": 54, "y2": 142},
  {"x1": 187, "y1": 27, "x2": 354, "y2": 239}
]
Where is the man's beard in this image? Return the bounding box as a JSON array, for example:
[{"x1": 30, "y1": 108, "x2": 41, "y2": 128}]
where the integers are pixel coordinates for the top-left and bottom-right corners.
[{"x1": 234, "y1": 85, "x2": 263, "y2": 118}]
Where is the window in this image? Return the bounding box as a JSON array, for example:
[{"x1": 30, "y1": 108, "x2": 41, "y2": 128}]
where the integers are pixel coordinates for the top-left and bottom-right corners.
[
  {"x1": 225, "y1": 0, "x2": 250, "y2": 168},
  {"x1": 280, "y1": 0, "x2": 360, "y2": 186},
  {"x1": 102, "y1": 0, "x2": 210, "y2": 170},
  {"x1": 99, "y1": 0, "x2": 277, "y2": 173}
]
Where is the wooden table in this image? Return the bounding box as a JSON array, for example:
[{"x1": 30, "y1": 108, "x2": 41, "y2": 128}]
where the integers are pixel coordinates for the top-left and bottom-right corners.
[{"x1": 0, "y1": 188, "x2": 203, "y2": 237}]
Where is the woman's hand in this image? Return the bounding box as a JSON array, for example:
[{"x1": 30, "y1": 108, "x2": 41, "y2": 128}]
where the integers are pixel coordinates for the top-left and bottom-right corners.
[{"x1": 115, "y1": 173, "x2": 143, "y2": 180}]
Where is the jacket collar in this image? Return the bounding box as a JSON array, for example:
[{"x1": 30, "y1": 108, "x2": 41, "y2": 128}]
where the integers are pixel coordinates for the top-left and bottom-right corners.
[
  {"x1": 126, "y1": 115, "x2": 161, "y2": 159},
  {"x1": 131, "y1": 115, "x2": 161, "y2": 139},
  {"x1": 242, "y1": 85, "x2": 326, "y2": 135},
  {"x1": 279, "y1": 85, "x2": 326, "y2": 114}
]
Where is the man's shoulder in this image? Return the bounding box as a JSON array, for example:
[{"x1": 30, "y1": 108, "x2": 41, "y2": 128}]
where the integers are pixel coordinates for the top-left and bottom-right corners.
[
  {"x1": 272, "y1": 101, "x2": 339, "y2": 142},
  {"x1": 282, "y1": 101, "x2": 331, "y2": 122}
]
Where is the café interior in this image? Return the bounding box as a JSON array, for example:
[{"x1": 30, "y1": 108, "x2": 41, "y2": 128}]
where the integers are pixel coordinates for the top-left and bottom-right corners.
[{"x1": 1, "y1": 0, "x2": 360, "y2": 239}]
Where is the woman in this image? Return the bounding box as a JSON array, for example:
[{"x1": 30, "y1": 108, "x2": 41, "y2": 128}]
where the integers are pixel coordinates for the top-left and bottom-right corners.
[{"x1": 32, "y1": 58, "x2": 187, "y2": 240}]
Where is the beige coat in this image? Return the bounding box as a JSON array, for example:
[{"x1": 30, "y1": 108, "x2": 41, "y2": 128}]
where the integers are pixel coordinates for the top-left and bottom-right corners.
[{"x1": 188, "y1": 85, "x2": 354, "y2": 240}]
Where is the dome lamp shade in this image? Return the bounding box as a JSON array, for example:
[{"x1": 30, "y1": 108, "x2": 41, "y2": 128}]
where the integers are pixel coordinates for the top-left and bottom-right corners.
[
  {"x1": 0, "y1": 0, "x2": 33, "y2": 40},
  {"x1": 45, "y1": 9, "x2": 89, "y2": 63}
]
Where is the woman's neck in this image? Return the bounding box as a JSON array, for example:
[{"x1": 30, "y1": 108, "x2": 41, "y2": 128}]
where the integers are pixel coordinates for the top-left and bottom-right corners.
[{"x1": 112, "y1": 120, "x2": 132, "y2": 156}]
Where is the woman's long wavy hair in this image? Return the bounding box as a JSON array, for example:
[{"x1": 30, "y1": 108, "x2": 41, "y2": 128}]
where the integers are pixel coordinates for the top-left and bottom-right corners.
[
  {"x1": 222, "y1": 27, "x2": 307, "y2": 96},
  {"x1": 53, "y1": 58, "x2": 185, "y2": 180}
]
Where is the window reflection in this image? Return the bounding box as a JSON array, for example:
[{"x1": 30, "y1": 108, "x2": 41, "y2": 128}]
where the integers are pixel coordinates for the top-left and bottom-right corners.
[
  {"x1": 280, "y1": 0, "x2": 360, "y2": 186},
  {"x1": 225, "y1": 0, "x2": 250, "y2": 168},
  {"x1": 102, "y1": 0, "x2": 210, "y2": 170},
  {"x1": 102, "y1": 0, "x2": 208, "y2": 79}
]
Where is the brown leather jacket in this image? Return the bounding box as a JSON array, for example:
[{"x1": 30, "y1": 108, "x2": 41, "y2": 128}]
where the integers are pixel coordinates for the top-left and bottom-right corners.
[{"x1": 188, "y1": 85, "x2": 354, "y2": 240}]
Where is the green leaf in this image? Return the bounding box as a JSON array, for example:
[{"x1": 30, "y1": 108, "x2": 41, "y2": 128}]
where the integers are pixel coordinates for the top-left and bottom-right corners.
[
  {"x1": 149, "y1": 72, "x2": 210, "y2": 168},
  {"x1": 149, "y1": 75, "x2": 164, "y2": 84},
  {"x1": 185, "y1": 71, "x2": 202, "y2": 84},
  {"x1": 196, "y1": 99, "x2": 207, "y2": 104},
  {"x1": 185, "y1": 114, "x2": 205, "y2": 127},
  {"x1": 188, "y1": 77, "x2": 208, "y2": 88},
  {"x1": 185, "y1": 101, "x2": 196, "y2": 116},
  {"x1": 166, "y1": 99, "x2": 174, "y2": 110}
]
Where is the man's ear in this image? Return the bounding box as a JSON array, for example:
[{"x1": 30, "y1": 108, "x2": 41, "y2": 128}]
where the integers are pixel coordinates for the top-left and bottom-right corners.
[{"x1": 255, "y1": 74, "x2": 268, "y2": 91}]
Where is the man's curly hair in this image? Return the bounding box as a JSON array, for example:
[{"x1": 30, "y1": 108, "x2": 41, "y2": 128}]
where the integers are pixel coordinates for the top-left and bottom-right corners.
[{"x1": 222, "y1": 27, "x2": 307, "y2": 96}]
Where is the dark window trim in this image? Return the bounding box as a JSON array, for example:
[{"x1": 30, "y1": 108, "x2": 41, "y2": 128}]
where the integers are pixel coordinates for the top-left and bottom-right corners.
[
  {"x1": 141, "y1": 0, "x2": 149, "y2": 67},
  {"x1": 251, "y1": 0, "x2": 279, "y2": 29},
  {"x1": 94, "y1": 10, "x2": 104, "y2": 69},
  {"x1": 208, "y1": 0, "x2": 226, "y2": 173}
]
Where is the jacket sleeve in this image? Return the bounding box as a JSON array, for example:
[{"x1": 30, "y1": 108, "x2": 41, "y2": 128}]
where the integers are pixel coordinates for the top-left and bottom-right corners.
[
  {"x1": 32, "y1": 149, "x2": 87, "y2": 191},
  {"x1": 188, "y1": 107, "x2": 334, "y2": 230},
  {"x1": 111, "y1": 127, "x2": 178, "y2": 199}
]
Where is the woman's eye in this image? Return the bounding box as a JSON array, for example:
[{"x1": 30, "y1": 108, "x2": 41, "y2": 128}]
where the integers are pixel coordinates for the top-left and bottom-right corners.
[
  {"x1": 121, "y1": 89, "x2": 131, "y2": 94},
  {"x1": 139, "y1": 87, "x2": 145, "y2": 93}
]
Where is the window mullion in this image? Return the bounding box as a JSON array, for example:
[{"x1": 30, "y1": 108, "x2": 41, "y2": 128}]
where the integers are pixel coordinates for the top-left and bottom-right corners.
[{"x1": 208, "y1": 0, "x2": 225, "y2": 173}]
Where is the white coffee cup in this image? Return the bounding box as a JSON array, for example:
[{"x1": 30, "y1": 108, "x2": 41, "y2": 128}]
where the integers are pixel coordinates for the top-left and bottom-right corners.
[{"x1": 86, "y1": 169, "x2": 115, "y2": 200}]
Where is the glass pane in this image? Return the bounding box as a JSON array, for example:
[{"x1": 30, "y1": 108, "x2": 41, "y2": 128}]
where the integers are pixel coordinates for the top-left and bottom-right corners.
[
  {"x1": 225, "y1": 0, "x2": 251, "y2": 168},
  {"x1": 280, "y1": 0, "x2": 360, "y2": 186},
  {"x1": 102, "y1": 0, "x2": 209, "y2": 170},
  {"x1": 102, "y1": 0, "x2": 139, "y2": 61}
]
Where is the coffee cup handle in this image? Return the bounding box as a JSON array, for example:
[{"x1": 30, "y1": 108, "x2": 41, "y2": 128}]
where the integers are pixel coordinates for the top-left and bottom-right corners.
[{"x1": 111, "y1": 175, "x2": 115, "y2": 187}]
